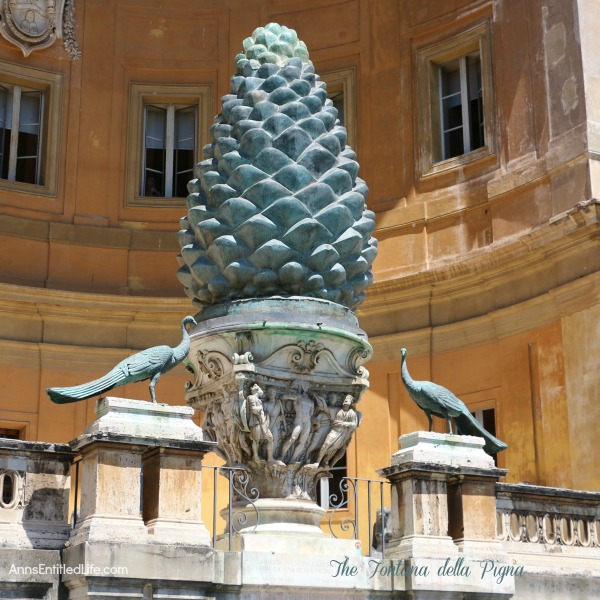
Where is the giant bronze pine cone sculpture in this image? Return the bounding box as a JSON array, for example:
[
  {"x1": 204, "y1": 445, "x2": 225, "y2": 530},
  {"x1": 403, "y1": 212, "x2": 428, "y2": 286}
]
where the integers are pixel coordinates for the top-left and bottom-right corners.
[{"x1": 177, "y1": 23, "x2": 377, "y2": 312}]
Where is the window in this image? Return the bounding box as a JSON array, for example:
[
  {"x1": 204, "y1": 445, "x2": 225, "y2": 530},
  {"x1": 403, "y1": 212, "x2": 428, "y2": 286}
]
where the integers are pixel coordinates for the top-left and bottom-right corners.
[
  {"x1": 0, "y1": 428, "x2": 21, "y2": 439},
  {"x1": 416, "y1": 23, "x2": 495, "y2": 177},
  {"x1": 0, "y1": 60, "x2": 62, "y2": 197},
  {"x1": 317, "y1": 453, "x2": 347, "y2": 509},
  {"x1": 321, "y1": 67, "x2": 357, "y2": 149},
  {"x1": 126, "y1": 83, "x2": 212, "y2": 207},
  {"x1": 142, "y1": 103, "x2": 196, "y2": 198},
  {"x1": 471, "y1": 407, "x2": 499, "y2": 465},
  {"x1": 0, "y1": 85, "x2": 43, "y2": 184},
  {"x1": 439, "y1": 53, "x2": 484, "y2": 161}
]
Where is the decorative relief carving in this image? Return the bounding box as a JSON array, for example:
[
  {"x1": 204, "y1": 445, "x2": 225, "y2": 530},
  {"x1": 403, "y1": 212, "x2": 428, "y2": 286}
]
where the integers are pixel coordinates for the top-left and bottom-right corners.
[
  {"x1": 289, "y1": 340, "x2": 324, "y2": 373},
  {"x1": 62, "y1": 0, "x2": 80, "y2": 59},
  {"x1": 496, "y1": 510, "x2": 600, "y2": 548},
  {"x1": 348, "y1": 345, "x2": 370, "y2": 376},
  {"x1": 232, "y1": 352, "x2": 253, "y2": 365},
  {"x1": 0, "y1": 0, "x2": 80, "y2": 58},
  {"x1": 196, "y1": 349, "x2": 224, "y2": 381},
  {"x1": 185, "y1": 303, "x2": 372, "y2": 502}
]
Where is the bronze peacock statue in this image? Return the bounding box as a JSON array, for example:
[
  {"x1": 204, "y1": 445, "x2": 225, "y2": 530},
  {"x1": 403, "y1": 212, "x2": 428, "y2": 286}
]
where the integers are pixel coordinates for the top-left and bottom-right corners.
[
  {"x1": 46, "y1": 316, "x2": 197, "y2": 404},
  {"x1": 400, "y1": 348, "x2": 507, "y2": 455}
]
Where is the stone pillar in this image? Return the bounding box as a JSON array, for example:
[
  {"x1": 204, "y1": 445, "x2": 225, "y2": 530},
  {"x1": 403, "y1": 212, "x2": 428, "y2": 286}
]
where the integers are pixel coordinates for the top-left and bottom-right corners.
[
  {"x1": 69, "y1": 436, "x2": 147, "y2": 546},
  {"x1": 143, "y1": 446, "x2": 210, "y2": 545},
  {"x1": 0, "y1": 440, "x2": 75, "y2": 600},
  {"x1": 63, "y1": 397, "x2": 217, "y2": 599},
  {"x1": 68, "y1": 397, "x2": 215, "y2": 547},
  {"x1": 378, "y1": 431, "x2": 515, "y2": 598}
]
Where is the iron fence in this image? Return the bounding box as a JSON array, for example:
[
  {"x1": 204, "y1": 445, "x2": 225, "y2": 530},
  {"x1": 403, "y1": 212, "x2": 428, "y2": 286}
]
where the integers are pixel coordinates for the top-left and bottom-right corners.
[{"x1": 69, "y1": 458, "x2": 392, "y2": 557}]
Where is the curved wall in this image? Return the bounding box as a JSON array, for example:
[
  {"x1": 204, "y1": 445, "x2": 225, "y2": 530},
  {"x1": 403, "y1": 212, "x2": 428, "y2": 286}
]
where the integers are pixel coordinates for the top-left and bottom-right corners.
[{"x1": 0, "y1": 0, "x2": 598, "y2": 490}]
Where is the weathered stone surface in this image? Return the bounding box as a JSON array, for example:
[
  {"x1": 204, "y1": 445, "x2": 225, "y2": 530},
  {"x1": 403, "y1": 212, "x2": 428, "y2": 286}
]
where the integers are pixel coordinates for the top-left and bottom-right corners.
[
  {"x1": 0, "y1": 440, "x2": 74, "y2": 551},
  {"x1": 185, "y1": 297, "x2": 371, "y2": 512}
]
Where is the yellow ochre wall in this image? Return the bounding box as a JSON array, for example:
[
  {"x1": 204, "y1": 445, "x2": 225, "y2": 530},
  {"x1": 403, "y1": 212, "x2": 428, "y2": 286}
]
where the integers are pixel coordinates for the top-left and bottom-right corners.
[{"x1": 0, "y1": 0, "x2": 599, "y2": 494}]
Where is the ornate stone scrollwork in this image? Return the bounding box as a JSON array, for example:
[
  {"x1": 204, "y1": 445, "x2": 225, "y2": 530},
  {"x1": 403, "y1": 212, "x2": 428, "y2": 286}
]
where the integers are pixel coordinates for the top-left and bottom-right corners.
[
  {"x1": 289, "y1": 340, "x2": 324, "y2": 373},
  {"x1": 348, "y1": 345, "x2": 371, "y2": 377},
  {"x1": 186, "y1": 298, "x2": 372, "y2": 516},
  {"x1": 196, "y1": 349, "x2": 225, "y2": 381}
]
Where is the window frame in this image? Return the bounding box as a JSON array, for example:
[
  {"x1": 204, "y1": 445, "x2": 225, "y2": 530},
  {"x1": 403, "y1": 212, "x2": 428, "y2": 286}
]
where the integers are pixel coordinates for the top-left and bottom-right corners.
[
  {"x1": 416, "y1": 23, "x2": 495, "y2": 179},
  {"x1": 126, "y1": 83, "x2": 212, "y2": 208},
  {"x1": 321, "y1": 67, "x2": 357, "y2": 150},
  {"x1": 0, "y1": 60, "x2": 62, "y2": 198}
]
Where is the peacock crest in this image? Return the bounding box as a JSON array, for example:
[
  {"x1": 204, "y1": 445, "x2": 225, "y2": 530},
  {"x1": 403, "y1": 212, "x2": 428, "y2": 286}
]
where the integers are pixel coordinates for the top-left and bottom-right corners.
[{"x1": 177, "y1": 22, "x2": 378, "y2": 313}]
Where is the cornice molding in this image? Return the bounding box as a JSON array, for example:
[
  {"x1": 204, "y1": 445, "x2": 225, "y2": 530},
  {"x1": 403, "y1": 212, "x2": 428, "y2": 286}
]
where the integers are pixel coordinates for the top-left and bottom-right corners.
[{"x1": 360, "y1": 201, "x2": 600, "y2": 335}]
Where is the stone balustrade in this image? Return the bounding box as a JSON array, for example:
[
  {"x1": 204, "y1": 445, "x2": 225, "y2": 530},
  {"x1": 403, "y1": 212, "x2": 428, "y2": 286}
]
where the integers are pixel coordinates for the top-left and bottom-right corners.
[{"x1": 496, "y1": 482, "x2": 600, "y2": 549}]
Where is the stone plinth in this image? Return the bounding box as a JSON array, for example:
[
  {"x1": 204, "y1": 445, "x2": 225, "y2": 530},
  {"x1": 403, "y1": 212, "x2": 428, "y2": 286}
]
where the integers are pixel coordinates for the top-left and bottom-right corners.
[
  {"x1": 68, "y1": 397, "x2": 215, "y2": 547},
  {"x1": 143, "y1": 446, "x2": 210, "y2": 545},
  {"x1": 378, "y1": 432, "x2": 514, "y2": 598},
  {"x1": 0, "y1": 439, "x2": 74, "y2": 550}
]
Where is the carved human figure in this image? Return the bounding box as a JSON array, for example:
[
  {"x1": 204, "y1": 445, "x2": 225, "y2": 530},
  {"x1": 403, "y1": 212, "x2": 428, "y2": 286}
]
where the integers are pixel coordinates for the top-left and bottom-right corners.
[
  {"x1": 305, "y1": 391, "x2": 340, "y2": 463},
  {"x1": 206, "y1": 400, "x2": 237, "y2": 464},
  {"x1": 220, "y1": 391, "x2": 245, "y2": 465},
  {"x1": 246, "y1": 383, "x2": 284, "y2": 465},
  {"x1": 312, "y1": 394, "x2": 359, "y2": 467},
  {"x1": 263, "y1": 386, "x2": 286, "y2": 459},
  {"x1": 280, "y1": 381, "x2": 315, "y2": 463}
]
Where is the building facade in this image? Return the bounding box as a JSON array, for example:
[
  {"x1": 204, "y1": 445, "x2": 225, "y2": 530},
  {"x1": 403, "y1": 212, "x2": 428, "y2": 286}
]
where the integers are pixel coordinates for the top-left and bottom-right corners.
[{"x1": 0, "y1": 0, "x2": 598, "y2": 496}]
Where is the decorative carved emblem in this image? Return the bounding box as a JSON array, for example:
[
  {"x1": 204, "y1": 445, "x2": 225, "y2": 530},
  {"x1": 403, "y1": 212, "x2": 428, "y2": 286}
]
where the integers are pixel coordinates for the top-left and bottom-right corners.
[
  {"x1": 196, "y1": 349, "x2": 224, "y2": 381},
  {"x1": 289, "y1": 340, "x2": 324, "y2": 373},
  {"x1": 0, "y1": 0, "x2": 80, "y2": 58}
]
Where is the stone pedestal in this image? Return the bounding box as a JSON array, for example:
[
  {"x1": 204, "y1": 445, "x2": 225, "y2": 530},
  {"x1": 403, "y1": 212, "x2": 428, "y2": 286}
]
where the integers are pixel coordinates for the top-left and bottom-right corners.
[
  {"x1": 185, "y1": 297, "x2": 371, "y2": 540},
  {"x1": 143, "y1": 446, "x2": 210, "y2": 545},
  {"x1": 378, "y1": 431, "x2": 515, "y2": 598},
  {"x1": 67, "y1": 397, "x2": 215, "y2": 547}
]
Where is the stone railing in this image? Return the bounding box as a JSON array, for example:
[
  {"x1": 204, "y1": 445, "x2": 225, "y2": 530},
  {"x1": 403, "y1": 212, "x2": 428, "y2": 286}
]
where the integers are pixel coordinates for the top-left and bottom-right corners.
[{"x1": 496, "y1": 482, "x2": 600, "y2": 548}]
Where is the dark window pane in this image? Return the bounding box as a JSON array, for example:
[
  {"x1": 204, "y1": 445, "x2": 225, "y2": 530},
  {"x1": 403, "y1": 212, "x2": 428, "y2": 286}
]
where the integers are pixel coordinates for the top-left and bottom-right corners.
[
  {"x1": 0, "y1": 127, "x2": 8, "y2": 180},
  {"x1": 482, "y1": 408, "x2": 496, "y2": 437},
  {"x1": 15, "y1": 155, "x2": 37, "y2": 184},
  {"x1": 442, "y1": 95, "x2": 463, "y2": 130},
  {"x1": 467, "y1": 55, "x2": 484, "y2": 151},
  {"x1": 332, "y1": 96, "x2": 344, "y2": 126},
  {"x1": 444, "y1": 128, "x2": 464, "y2": 158},
  {"x1": 144, "y1": 167, "x2": 164, "y2": 197},
  {"x1": 0, "y1": 87, "x2": 7, "y2": 176}
]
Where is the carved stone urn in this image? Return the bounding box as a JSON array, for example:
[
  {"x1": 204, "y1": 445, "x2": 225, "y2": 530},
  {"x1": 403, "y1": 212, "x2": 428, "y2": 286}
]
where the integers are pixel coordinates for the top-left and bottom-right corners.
[
  {"x1": 185, "y1": 297, "x2": 371, "y2": 534},
  {"x1": 178, "y1": 23, "x2": 377, "y2": 544}
]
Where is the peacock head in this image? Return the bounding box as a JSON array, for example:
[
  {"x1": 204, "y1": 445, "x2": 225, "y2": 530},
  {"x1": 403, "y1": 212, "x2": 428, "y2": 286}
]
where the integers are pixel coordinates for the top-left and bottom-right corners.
[
  {"x1": 183, "y1": 316, "x2": 197, "y2": 330},
  {"x1": 401, "y1": 348, "x2": 407, "y2": 359}
]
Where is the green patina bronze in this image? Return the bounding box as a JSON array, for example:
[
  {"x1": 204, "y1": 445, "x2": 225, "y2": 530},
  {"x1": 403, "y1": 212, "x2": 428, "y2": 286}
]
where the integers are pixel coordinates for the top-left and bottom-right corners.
[
  {"x1": 177, "y1": 23, "x2": 377, "y2": 313},
  {"x1": 46, "y1": 317, "x2": 196, "y2": 404}
]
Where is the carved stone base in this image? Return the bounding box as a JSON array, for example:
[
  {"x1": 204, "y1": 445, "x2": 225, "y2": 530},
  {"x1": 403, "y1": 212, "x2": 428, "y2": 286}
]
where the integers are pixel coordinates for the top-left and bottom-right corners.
[
  {"x1": 217, "y1": 498, "x2": 363, "y2": 557},
  {"x1": 146, "y1": 518, "x2": 211, "y2": 546},
  {"x1": 221, "y1": 498, "x2": 326, "y2": 536}
]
